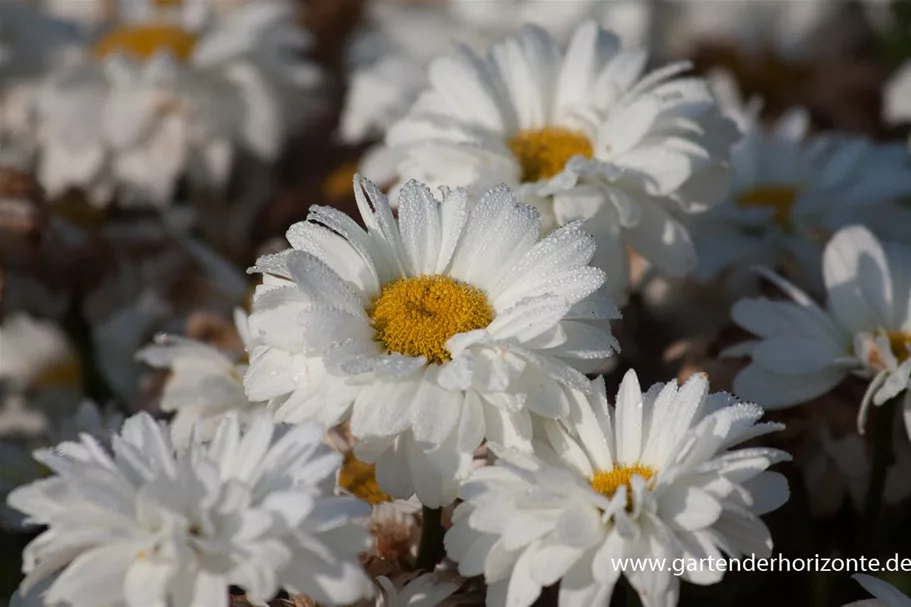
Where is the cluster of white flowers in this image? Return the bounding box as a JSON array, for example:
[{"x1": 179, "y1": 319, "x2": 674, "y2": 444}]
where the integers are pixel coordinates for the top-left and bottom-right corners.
[{"x1": 4, "y1": 1, "x2": 911, "y2": 607}]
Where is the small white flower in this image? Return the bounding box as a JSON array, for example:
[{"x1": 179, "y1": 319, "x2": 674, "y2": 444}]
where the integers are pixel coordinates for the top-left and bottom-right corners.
[
  {"x1": 0, "y1": 400, "x2": 122, "y2": 530},
  {"x1": 0, "y1": 313, "x2": 76, "y2": 390},
  {"x1": 445, "y1": 371, "x2": 789, "y2": 607},
  {"x1": 845, "y1": 574, "x2": 911, "y2": 607},
  {"x1": 33, "y1": 0, "x2": 324, "y2": 207},
  {"x1": 355, "y1": 573, "x2": 461, "y2": 607},
  {"x1": 244, "y1": 176, "x2": 618, "y2": 507},
  {"x1": 8, "y1": 412, "x2": 373, "y2": 607},
  {"x1": 727, "y1": 225, "x2": 911, "y2": 437},
  {"x1": 381, "y1": 21, "x2": 737, "y2": 304},
  {"x1": 687, "y1": 98, "x2": 911, "y2": 289},
  {"x1": 136, "y1": 308, "x2": 263, "y2": 448}
]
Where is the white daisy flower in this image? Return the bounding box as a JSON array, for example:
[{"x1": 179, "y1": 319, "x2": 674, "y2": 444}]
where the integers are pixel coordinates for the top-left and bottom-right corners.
[
  {"x1": 0, "y1": 313, "x2": 77, "y2": 390},
  {"x1": 687, "y1": 99, "x2": 911, "y2": 290},
  {"x1": 354, "y1": 573, "x2": 461, "y2": 607},
  {"x1": 0, "y1": 400, "x2": 122, "y2": 530},
  {"x1": 33, "y1": 0, "x2": 323, "y2": 207},
  {"x1": 845, "y1": 574, "x2": 911, "y2": 607},
  {"x1": 728, "y1": 225, "x2": 911, "y2": 437},
  {"x1": 382, "y1": 21, "x2": 738, "y2": 304},
  {"x1": 0, "y1": 3, "x2": 81, "y2": 157},
  {"x1": 244, "y1": 176, "x2": 618, "y2": 507},
  {"x1": 136, "y1": 308, "x2": 263, "y2": 448},
  {"x1": 8, "y1": 412, "x2": 373, "y2": 607},
  {"x1": 445, "y1": 371, "x2": 790, "y2": 607}
]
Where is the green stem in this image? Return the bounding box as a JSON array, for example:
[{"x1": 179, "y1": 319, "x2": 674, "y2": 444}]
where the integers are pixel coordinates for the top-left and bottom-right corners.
[
  {"x1": 861, "y1": 395, "x2": 899, "y2": 550},
  {"x1": 415, "y1": 506, "x2": 444, "y2": 572}
]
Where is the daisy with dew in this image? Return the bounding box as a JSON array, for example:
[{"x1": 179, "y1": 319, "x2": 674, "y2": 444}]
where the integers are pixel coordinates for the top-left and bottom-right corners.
[
  {"x1": 8, "y1": 412, "x2": 373, "y2": 607},
  {"x1": 33, "y1": 0, "x2": 323, "y2": 207},
  {"x1": 136, "y1": 308, "x2": 263, "y2": 448},
  {"x1": 687, "y1": 93, "x2": 911, "y2": 291},
  {"x1": 845, "y1": 574, "x2": 911, "y2": 607},
  {"x1": 381, "y1": 21, "x2": 738, "y2": 304},
  {"x1": 244, "y1": 176, "x2": 618, "y2": 507},
  {"x1": 727, "y1": 225, "x2": 911, "y2": 437},
  {"x1": 0, "y1": 400, "x2": 121, "y2": 530},
  {"x1": 445, "y1": 371, "x2": 790, "y2": 607},
  {"x1": 340, "y1": 2, "x2": 650, "y2": 188}
]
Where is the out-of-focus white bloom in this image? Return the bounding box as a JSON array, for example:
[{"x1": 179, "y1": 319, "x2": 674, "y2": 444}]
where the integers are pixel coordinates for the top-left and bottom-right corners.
[
  {"x1": 728, "y1": 225, "x2": 911, "y2": 438},
  {"x1": 0, "y1": 313, "x2": 77, "y2": 390},
  {"x1": 884, "y1": 60, "x2": 911, "y2": 126},
  {"x1": 0, "y1": 400, "x2": 122, "y2": 530},
  {"x1": 382, "y1": 21, "x2": 737, "y2": 304},
  {"x1": 687, "y1": 96, "x2": 911, "y2": 291},
  {"x1": 33, "y1": 0, "x2": 324, "y2": 207},
  {"x1": 445, "y1": 371, "x2": 790, "y2": 607},
  {"x1": 8, "y1": 413, "x2": 373, "y2": 607},
  {"x1": 244, "y1": 176, "x2": 618, "y2": 507},
  {"x1": 354, "y1": 573, "x2": 462, "y2": 607},
  {"x1": 844, "y1": 575, "x2": 911, "y2": 607},
  {"x1": 450, "y1": 0, "x2": 649, "y2": 47},
  {"x1": 663, "y1": 0, "x2": 839, "y2": 62},
  {"x1": 0, "y1": 3, "x2": 81, "y2": 158},
  {"x1": 136, "y1": 308, "x2": 263, "y2": 448}
]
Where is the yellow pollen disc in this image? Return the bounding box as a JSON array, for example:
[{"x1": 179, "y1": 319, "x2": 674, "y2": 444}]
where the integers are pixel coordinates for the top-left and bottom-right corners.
[
  {"x1": 591, "y1": 464, "x2": 656, "y2": 500},
  {"x1": 369, "y1": 275, "x2": 494, "y2": 365},
  {"x1": 321, "y1": 161, "x2": 359, "y2": 201},
  {"x1": 338, "y1": 453, "x2": 392, "y2": 506},
  {"x1": 508, "y1": 127, "x2": 594, "y2": 183},
  {"x1": 153, "y1": 0, "x2": 184, "y2": 7},
  {"x1": 736, "y1": 185, "x2": 800, "y2": 231},
  {"x1": 33, "y1": 357, "x2": 82, "y2": 391},
  {"x1": 886, "y1": 332, "x2": 911, "y2": 363},
  {"x1": 93, "y1": 24, "x2": 198, "y2": 61}
]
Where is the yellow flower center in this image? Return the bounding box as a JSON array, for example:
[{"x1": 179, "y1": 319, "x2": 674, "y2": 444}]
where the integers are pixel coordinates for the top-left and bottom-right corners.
[
  {"x1": 32, "y1": 357, "x2": 82, "y2": 391},
  {"x1": 736, "y1": 185, "x2": 800, "y2": 231},
  {"x1": 508, "y1": 127, "x2": 594, "y2": 183},
  {"x1": 93, "y1": 24, "x2": 198, "y2": 61},
  {"x1": 886, "y1": 332, "x2": 911, "y2": 364},
  {"x1": 153, "y1": 0, "x2": 185, "y2": 7},
  {"x1": 321, "y1": 161, "x2": 359, "y2": 202},
  {"x1": 369, "y1": 275, "x2": 494, "y2": 365},
  {"x1": 338, "y1": 453, "x2": 393, "y2": 506},
  {"x1": 591, "y1": 464, "x2": 656, "y2": 501}
]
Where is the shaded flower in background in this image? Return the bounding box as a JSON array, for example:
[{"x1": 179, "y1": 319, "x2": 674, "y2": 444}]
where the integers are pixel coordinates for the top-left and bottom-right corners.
[
  {"x1": 382, "y1": 21, "x2": 738, "y2": 305},
  {"x1": 31, "y1": 0, "x2": 324, "y2": 207},
  {"x1": 136, "y1": 307, "x2": 262, "y2": 448},
  {"x1": 726, "y1": 225, "x2": 911, "y2": 437},
  {"x1": 687, "y1": 86, "x2": 911, "y2": 293},
  {"x1": 336, "y1": 451, "x2": 422, "y2": 566},
  {"x1": 353, "y1": 572, "x2": 462, "y2": 607},
  {"x1": 244, "y1": 176, "x2": 618, "y2": 507},
  {"x1": 7, "y1": 413, "x2": 373, "y2": 607},
  {"x1": 845, "y1": 574, "x2": 911, "y2": 607},
  {"x1": 445, "y1": 371, "x2": 789, "y2": 607}
]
